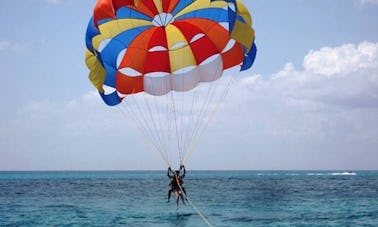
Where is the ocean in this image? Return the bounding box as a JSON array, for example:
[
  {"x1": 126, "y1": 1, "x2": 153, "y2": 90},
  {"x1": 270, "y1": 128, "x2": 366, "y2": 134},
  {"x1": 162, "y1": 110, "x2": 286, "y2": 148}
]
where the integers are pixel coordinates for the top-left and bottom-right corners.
[{"x1": 0, "y1": 171, "x2": 377, "y2": 226}]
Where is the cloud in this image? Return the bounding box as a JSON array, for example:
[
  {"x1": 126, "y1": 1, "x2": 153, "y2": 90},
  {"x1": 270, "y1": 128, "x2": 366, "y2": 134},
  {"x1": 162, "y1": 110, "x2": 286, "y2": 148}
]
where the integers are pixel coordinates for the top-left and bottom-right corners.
[
  {"x1": 1, "y1": 91, "x2": 148, "y2": 170},
  {"x1": 14, "y1": 91, "x2": 118, "y2": 137},
  {"x1": 241, "y1": 41, "x2": 378, "y2": 109},
  {"x1": 356, "y1": 0, "x2": 378, "y2": 5},
  {"x1": 303, "y1": 42, "x2": 378, "y2": 76},
  {"x1": 224, "y1": 41, "x2": 378, "y2": 144},
  {"x1": 203, "y1": 41, "x2": 378, "y2": 170},
  {"x1": 0, "y1": 41, "x2": 24, "y2": 51},
  {"x1": 45, "y1": 0, "x2": 63, "y2": 4},
  {"x1": 293, "y1": 42, "x2": 377, "y2": 108}
]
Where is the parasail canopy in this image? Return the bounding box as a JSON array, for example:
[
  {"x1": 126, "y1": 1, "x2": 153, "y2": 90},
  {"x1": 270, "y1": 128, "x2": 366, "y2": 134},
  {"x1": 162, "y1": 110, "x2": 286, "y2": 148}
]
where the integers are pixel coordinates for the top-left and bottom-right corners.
[
  {"x1": 85, "y1": 0, "x2": 256, "y2": 167},
  {"x1": 85, "y1": 0, "x2": 256, "y2": 105}
]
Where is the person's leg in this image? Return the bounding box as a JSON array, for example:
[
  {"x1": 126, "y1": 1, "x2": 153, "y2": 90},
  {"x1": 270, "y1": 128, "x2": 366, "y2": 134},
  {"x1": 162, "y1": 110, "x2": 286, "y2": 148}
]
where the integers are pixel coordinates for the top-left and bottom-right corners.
[
  {"x1": 167, "y1": 188, "x2": 172, "y2": 202},
  {"x1": 181, "y1": 187, "x2": 188, "y2": 201},
  {"x1": 180, "y1": 191, "x2": 186, "y2": 205},
  {"x1": 175, "y1": 191, "x2": 180, "y2": 210}
]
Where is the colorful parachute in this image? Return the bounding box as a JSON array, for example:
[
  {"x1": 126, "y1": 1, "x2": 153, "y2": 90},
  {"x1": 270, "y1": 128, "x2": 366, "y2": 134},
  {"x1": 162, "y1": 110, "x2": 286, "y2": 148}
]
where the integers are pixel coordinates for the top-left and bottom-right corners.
[{"x1": 85, "y1": 0, "x2": 256, "y2": 167}]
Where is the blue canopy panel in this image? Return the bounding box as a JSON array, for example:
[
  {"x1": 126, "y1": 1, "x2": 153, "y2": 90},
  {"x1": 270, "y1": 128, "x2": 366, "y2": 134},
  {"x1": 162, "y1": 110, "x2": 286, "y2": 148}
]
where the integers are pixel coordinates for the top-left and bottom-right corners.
[
  {"x1": 116, "y1": 6, "x2": 152, "y2": 20},
  {"x1": 100, "y1": 91, "x2": 122, "y2": 106},
  {"x1": 175, "y1": 8, "x2": 229, "y2": 24},
  {"x1": 171, "y1": 0, "x2": 196, "y2": 16},
  {"x1": 85, "y1": 17, "x2": 100, "y2": 53},
  {"x1": 241, "y1": 43, "x2": 257, "y2": 71}
]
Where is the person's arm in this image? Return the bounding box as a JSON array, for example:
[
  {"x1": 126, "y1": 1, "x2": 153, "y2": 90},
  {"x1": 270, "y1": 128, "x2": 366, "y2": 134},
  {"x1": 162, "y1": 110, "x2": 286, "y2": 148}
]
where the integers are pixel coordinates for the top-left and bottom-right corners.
[
  {"x1": 167, "y1": 167, "x2": 174, "y2": 178},
  {"x1": 180, "y1": 165, "x2": 186, "y2": 178}
]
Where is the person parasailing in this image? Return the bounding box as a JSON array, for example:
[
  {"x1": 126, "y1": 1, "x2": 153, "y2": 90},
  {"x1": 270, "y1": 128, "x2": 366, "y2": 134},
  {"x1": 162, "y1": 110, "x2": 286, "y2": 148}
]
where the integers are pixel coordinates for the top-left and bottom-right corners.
[
  {"x1": 85, "y1": 0, "x2": 256, "y2": 215},
  {"x1": 167, "y1": 165, "x2": 187, "y2": 209}
]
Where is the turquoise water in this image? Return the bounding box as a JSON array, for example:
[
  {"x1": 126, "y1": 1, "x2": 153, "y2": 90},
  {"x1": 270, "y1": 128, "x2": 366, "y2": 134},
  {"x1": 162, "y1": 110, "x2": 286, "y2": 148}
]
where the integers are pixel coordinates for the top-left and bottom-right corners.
[{"x1": 0, "y1": 171, "x2": 377, "y2": 226}]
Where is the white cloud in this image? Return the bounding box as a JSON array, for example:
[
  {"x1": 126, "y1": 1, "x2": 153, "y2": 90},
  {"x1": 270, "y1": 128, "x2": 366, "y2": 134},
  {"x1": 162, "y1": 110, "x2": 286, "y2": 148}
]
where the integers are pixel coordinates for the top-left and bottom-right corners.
[
  {"x1": 45, "y1": 0, "x2": 63, "y2": 4},
  {"x1": 15, "y1": 91, "x2": 119, "y2": 137},
  {"x1": 356, "y1": 0, "x2": 378, "y2": 5},
  {"x1": 0, "y1": 41, "x2": 24, "y2": 51},
  {"x1": 1, "y1": 91, "x2": 150, "y2": 170},
  {"x1": 303, "y1": 42, "x2": 378, "y2": 76},
  {"x1": 296, "y1": 42, "x2": 377, "y2": 108},
  {"x1": 213, "y1": 41, "x2": 378, "y2": 169},
  {"x1": 235, "y1": 41, "x2": 378, "y2": 109}
]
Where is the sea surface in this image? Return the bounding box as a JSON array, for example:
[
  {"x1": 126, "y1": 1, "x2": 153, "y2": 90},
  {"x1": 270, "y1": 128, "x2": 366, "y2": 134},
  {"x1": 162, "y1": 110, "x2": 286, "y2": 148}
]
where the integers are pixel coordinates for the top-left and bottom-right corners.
[{"x1": 0, "y1": 171, "x2": 377, "y2": 226}]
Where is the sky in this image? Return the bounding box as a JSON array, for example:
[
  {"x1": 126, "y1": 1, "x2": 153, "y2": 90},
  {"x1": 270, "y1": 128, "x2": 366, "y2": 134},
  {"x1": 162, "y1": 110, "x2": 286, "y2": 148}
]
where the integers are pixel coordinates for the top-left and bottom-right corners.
[{"x1": 0, "y1": 0, "x2": 377, "y2": 171}]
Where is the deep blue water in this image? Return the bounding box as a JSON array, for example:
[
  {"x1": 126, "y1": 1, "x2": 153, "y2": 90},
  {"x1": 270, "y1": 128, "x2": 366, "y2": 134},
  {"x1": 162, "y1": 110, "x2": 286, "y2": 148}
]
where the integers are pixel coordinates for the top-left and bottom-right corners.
[{"x1": 0, "y1": 171, "x2": 377, "y2": 226}]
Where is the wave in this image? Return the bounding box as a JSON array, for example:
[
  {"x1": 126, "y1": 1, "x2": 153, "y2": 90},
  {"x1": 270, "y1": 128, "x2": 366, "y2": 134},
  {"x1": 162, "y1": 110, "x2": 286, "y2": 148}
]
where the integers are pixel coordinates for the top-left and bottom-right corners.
[
  {"x1": 307, "y1": 171, "x2": 357, "y2": 176},
  {"x1": 331, "y1": 172, "x2": 357, "y2": 176}
]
